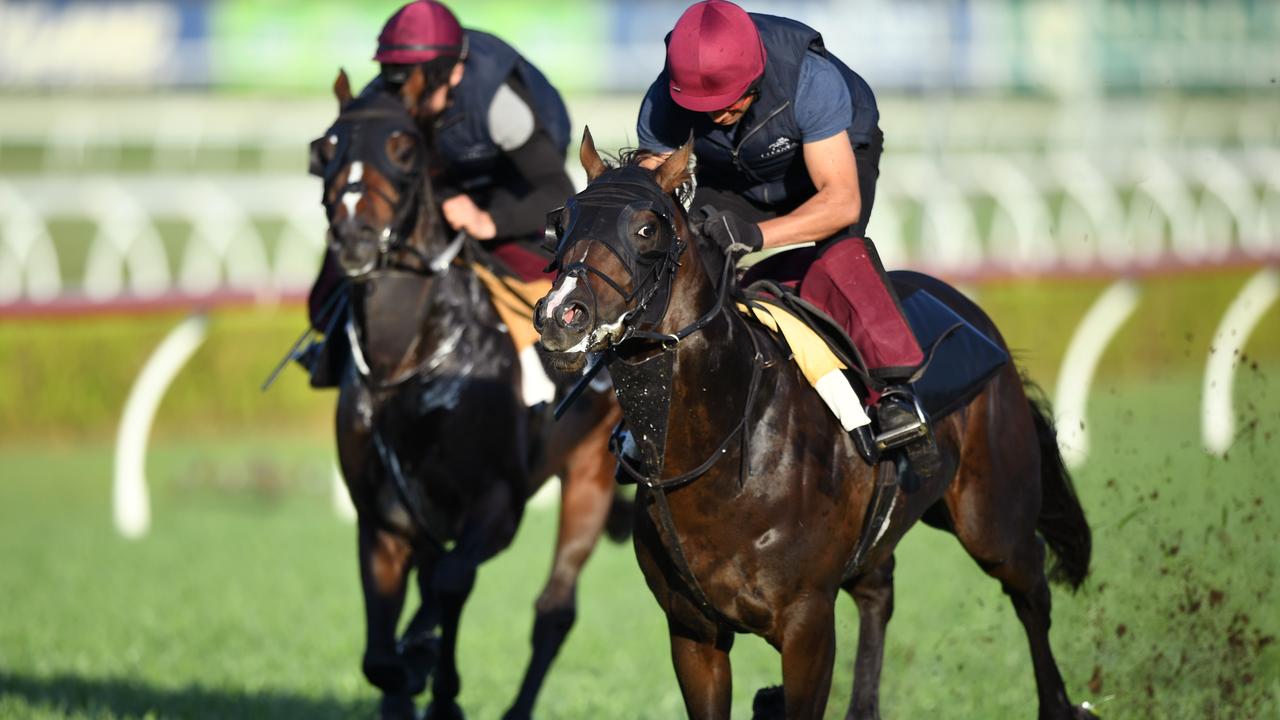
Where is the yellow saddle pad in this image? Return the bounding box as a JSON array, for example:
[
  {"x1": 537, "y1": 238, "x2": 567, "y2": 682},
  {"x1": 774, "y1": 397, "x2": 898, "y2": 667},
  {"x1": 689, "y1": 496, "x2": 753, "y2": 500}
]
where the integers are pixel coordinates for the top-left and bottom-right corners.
[
  {"x1": 471, "y1": 264, "x2": 550, "y2": 355},
  {"x1": 736, "y1": 300, "x2": 870, "y2": 431}
]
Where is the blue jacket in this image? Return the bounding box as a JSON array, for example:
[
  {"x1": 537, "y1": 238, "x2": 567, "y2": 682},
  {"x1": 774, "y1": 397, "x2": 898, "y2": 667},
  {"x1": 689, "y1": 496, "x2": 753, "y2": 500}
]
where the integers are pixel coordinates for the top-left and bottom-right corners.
[{"x1": 437, "y1": 30, "x2": 571, "y2": 192}]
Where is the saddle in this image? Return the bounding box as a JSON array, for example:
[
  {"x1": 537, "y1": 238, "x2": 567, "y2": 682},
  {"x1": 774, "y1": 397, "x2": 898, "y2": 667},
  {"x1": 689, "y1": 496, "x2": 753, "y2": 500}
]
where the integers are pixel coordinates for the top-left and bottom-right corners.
[
  {"x1": 740, "y1": 269, "x2": 1009, "y2": 425},
  {"x1": 471, "y1": 262, "x2": 549, "y2": 355}
]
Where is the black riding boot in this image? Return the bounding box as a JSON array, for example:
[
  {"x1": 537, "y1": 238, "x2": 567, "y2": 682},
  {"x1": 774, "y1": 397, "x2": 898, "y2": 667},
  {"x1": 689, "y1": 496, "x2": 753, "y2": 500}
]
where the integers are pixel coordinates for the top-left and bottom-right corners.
[
  {"x1": 873, "y1": 385, "x2": 941, "y2": 478},
  {"x1": 610, "y1": 421, "x2": 640, "y2": 485}
]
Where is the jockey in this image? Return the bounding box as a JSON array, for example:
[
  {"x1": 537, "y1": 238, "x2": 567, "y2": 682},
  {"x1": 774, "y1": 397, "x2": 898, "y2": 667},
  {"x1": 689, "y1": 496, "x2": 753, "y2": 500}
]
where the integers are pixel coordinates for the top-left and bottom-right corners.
[
  {"x1": 635, "y1": 0, "x2": 940, "y2": 475},
  {"x1": 303, "y1": 0, "x2": 571, "y2": 400}
]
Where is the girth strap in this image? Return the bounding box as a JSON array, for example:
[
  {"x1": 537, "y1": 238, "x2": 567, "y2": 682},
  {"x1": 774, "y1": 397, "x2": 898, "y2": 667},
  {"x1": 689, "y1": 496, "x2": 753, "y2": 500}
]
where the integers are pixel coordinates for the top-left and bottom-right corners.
[{"x1": 842, "y1": 458, "x2": 901, "y2": 580}]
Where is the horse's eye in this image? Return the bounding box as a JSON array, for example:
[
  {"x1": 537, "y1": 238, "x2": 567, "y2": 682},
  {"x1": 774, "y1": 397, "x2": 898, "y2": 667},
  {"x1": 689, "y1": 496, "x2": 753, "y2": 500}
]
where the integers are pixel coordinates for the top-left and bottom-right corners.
[
  {"x1": 636, "y1": 223, "x2": 657, "y2": 239},
  {"x1": 387, "y1": 132, "x2": 417, "y2": 169}
]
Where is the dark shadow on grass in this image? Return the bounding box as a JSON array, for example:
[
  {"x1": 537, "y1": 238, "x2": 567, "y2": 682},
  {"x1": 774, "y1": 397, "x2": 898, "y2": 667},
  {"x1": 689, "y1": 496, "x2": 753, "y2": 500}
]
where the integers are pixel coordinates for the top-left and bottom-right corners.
[{"x1": 0, "y1": 671, "x2": 372, "y2": 719}]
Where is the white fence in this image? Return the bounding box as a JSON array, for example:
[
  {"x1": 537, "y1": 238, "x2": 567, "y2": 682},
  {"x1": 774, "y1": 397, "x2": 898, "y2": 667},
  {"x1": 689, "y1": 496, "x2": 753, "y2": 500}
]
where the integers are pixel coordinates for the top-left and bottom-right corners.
[{"x1": 2, "y1": 148, "x2": 1278, "y2": 305}]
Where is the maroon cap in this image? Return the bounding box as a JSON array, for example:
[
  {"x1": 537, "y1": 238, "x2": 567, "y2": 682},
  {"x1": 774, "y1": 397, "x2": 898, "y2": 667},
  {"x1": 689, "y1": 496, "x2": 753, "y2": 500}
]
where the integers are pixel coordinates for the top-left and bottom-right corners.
[
  {"x1": 374, "y1": 1, "x2": 464, "y2": 64},
  {"x1": 666, "y1": 0, "x2": 766, "y2": 112}
]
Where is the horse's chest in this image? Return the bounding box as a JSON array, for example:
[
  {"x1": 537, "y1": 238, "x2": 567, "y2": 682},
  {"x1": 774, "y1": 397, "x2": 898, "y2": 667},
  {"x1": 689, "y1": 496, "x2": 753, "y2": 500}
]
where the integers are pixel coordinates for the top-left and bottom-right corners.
[{"x1": 643, "y1": 490, "x2": 790, "y2": 633}]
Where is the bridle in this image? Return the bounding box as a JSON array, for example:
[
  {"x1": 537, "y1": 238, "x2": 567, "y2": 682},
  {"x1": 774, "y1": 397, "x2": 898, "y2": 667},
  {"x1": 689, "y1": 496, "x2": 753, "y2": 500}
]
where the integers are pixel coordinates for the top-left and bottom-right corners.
[
  {"x1": 542, "y1": 165, "x2": 732, "y2": 351},
  {"x1": 310, "y1": 93, "x2": 463, "y2": 279}
]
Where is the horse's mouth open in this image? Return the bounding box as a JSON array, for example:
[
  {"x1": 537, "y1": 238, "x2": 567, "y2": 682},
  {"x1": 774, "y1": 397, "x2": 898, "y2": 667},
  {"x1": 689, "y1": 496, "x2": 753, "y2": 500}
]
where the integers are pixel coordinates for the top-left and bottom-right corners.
[{"x1": 561, "y1": 304, "x2": 585, "y2": 328}]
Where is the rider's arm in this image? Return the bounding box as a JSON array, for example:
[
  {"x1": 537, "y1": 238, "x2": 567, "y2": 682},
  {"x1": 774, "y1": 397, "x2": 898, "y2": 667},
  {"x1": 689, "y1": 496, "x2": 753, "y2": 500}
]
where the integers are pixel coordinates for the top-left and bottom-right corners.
[
  {"x1": 757, "y1": 52, "x2": 860, "y2": 249},
  {"x1": 478, "y1": 80, "x2": 575, "y2": 238},
  {"x1": 486, "y1": 129, "x2": 575, "y2": 237},
  {"x1": 757, "y1": 134, "x2": 860, "y2": 249}
]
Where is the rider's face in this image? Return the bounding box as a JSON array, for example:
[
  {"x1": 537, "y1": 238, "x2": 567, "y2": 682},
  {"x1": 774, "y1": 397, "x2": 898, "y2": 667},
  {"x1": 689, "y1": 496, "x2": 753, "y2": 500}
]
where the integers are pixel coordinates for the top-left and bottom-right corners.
[
  {"x1": 424, "y1": 61, "x2": 465, "y2": 115},
  {"x1": 707, "y1": 90, "x2": 757, "y2": 126}
]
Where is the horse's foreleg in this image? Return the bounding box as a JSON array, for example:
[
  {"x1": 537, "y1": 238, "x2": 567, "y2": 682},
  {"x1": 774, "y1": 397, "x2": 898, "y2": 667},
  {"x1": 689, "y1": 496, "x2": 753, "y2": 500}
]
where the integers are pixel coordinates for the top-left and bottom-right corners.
[
  {"x1": 393, "y1": 554, "x2": 442, "y2": 700},
  {"x1": 669, "y1": 622, "x2": 734, "y2": 720},
  {"x1": 504, "y1": 427, "x2": 617, "y2": 720},
  {"x1": 777, "y1": 595, "x2": 837, "y2": 720},
  {"x1": 425, "y1": 483, "x2": 520, "y2": 720},
  {"x1": 357, "y1": 520, "x2": 417, "y2": 718},
  {"x1": 422, "y1": 559, "x2": 474, "y2": 720},
  {"x1": 841, "y1": 556, "x2": 895, "y2": 720}
]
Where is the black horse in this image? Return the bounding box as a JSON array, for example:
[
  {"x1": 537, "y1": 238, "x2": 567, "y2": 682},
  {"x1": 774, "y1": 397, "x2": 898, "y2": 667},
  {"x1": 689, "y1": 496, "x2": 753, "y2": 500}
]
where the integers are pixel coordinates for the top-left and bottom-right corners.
[
  {"x1": 536, "y1": 130, "x2": 1096, "y2": 720},
  {"x1": 312, "y1": 71, "x2": 624, "y2": 719}
]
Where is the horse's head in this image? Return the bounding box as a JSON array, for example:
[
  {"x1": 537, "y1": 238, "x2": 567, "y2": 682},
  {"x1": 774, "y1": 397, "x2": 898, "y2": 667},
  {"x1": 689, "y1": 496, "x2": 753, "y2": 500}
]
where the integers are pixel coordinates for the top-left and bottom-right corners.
[
  {"x1": 535, "y1": 128, "x2": 696, "y2": 371},
  {"x1": 311, "y1": 68, "x2": 451, "y2": 278}
]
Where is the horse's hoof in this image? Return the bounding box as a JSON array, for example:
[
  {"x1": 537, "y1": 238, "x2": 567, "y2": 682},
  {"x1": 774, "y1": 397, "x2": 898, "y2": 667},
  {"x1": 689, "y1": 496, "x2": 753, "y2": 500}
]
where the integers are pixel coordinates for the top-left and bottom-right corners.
[
  {"x1": 422, "y1": 701, "x2": 465, "y2": 720},
  {"x1": 363, "y1": 655, "x2": 408, "y2": 694},
  {"x1": 399, "y1": 634, "x2": 440, "y2": 696},
  {"x1": 379, "y1": 693, "x2": 416, "y2": 720},
  {"x1": 751, "y1": 685, "x2": 785, "y2": 720},
  {"x1": 500, "y1": 709, "x2": 530, "y2": 720}
]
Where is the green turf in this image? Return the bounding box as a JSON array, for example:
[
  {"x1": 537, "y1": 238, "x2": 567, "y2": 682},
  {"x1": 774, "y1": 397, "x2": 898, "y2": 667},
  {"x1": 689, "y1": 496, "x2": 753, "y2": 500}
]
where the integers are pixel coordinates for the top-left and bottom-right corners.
[{"x1": 1, "y1": 362, "x2": 1277, "y2": 719}]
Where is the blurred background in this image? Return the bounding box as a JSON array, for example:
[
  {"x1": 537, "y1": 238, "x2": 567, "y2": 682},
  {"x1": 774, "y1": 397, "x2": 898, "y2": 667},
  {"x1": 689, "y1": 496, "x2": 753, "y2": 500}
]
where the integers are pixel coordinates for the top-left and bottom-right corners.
[{"x1": 1, "y1": 1, "x2": 1277, "y2": 718}]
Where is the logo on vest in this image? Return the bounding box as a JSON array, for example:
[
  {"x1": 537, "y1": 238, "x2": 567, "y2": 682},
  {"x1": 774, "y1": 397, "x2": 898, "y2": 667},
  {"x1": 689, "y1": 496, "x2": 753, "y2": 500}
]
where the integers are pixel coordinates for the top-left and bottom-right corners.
[{"x1": 760, "y1": 136, "x2": 797, "y2": 159}]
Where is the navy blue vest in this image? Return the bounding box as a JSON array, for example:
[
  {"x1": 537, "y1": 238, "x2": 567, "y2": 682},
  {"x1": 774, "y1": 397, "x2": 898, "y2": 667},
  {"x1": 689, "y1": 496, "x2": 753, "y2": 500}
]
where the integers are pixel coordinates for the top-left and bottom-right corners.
[
  {"x1": 666, "y1": 14, "x2": 878, "y2": 208},
  {"x1": 437, "y1": 30, "x2": 571, "y2": 191}
]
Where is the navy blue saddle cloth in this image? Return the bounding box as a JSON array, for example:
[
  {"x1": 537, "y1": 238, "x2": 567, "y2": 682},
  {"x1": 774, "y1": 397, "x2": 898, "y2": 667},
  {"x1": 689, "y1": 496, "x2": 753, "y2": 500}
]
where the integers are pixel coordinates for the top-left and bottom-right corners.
[{"x1": 890, "y1": 270, "x2": 1010, "y2": 421}]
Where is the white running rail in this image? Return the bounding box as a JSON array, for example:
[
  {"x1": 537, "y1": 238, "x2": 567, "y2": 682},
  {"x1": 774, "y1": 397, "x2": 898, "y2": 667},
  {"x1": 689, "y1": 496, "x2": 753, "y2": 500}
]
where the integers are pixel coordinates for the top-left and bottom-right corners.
[
  {"x1": 1201, "y1": 269, "x2": 1280, "y2": 456},
  {"x1": 113, "y1": 313, "x2": 210, "y2": 539}
]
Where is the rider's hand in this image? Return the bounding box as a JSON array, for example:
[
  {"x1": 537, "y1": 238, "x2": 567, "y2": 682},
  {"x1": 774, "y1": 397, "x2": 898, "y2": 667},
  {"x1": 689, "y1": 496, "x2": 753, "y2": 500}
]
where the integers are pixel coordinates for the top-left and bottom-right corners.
[
  {"x1": 691, "y1": 206, "x2": 764, "y2": 257},
  {"x1": 442, "y1": 194, "x2": 497, "y2": 240}
]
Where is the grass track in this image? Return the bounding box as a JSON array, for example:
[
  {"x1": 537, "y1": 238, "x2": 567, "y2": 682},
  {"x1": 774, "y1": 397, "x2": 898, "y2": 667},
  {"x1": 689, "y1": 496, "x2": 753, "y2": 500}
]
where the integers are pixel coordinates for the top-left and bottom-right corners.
[{"x1": 1, "y1": 364, "x2": 1278, "y2": 719}]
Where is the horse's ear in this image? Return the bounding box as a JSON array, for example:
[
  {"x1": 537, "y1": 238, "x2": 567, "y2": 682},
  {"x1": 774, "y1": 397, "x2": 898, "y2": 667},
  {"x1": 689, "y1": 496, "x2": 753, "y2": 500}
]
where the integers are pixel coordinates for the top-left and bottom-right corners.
[
  {"x1": 334, "y1": 68, "x2": 353, "y2": 109},
  {"x1": 580, "y1": 127, "x2": 608, "y2": 182},
  {"x1": 400, "y1": 66, "x2": 427, "y2": 116},
  {"x1": 654, "y1": 133, "x2": 694, "y2": 195}
]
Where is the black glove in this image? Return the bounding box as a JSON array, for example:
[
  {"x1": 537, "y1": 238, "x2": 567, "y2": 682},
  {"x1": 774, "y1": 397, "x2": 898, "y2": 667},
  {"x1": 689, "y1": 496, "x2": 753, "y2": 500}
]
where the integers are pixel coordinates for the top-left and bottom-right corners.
[{"x1": 692, "y1": 206, "x2": 764, "y2": 257}]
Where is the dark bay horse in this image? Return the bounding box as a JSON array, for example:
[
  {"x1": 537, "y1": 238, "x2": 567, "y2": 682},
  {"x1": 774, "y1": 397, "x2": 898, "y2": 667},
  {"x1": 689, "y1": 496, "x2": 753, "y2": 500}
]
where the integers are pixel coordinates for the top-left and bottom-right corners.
[
  {"x1": 311, "y1": 71, "x2": 623, "y2": 720},
  {"x1": 535, "y1": 130, "x2": 1096, "y2": 720}
]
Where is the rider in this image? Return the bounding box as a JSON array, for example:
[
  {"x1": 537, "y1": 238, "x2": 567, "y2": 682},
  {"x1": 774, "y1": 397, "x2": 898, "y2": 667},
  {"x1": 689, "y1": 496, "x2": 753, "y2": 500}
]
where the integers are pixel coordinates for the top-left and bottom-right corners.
[
  {"x1": 303, "y1": 0, "x2": 573, "y2": 394},
  {"x1": 635, "y1": 0, "x2": 940, "y2": 475}
]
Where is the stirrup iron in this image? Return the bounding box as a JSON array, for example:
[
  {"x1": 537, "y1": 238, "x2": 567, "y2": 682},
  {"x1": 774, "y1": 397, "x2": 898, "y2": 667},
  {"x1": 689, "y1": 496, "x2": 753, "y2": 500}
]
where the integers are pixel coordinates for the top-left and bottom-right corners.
[{"x1": 873, "y1": 389, "x2": 930, "y2": 453}]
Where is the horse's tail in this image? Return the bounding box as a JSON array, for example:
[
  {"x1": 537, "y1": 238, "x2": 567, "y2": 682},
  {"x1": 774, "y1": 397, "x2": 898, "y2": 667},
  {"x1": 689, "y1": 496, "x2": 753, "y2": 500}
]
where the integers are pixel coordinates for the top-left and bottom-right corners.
[{"x1": 1025, "y1": 380, "x2": 1092, "y2": 590}]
